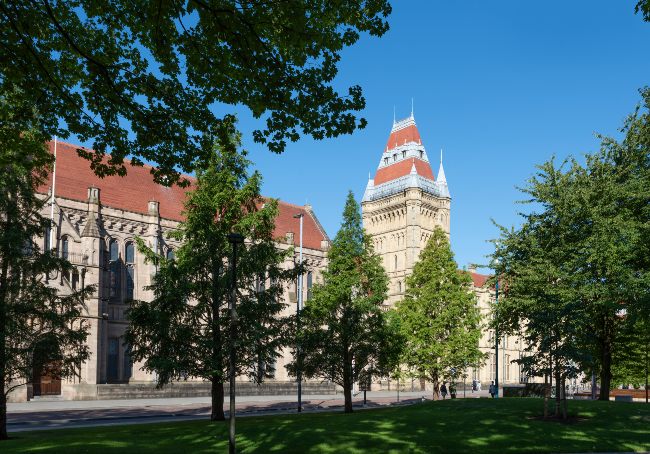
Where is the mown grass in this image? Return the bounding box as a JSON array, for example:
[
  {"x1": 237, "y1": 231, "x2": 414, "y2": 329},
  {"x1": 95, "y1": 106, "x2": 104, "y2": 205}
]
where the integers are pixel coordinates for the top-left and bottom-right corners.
[{"x1": 3, "y1": 398, "x2": 650, "y2": 453}]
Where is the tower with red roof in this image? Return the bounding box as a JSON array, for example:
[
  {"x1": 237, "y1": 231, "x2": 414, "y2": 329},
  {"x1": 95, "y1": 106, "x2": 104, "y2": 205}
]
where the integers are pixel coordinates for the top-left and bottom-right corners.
[{"x1": 361, "y1": 113, "x2": 451, "y2": 307}]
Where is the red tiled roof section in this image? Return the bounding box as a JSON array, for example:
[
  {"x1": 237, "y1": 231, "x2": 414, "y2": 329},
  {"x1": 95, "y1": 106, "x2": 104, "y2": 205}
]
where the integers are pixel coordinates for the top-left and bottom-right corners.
[
  {"x1": 385, "y1": 124, "x2": 422, "y2": 151},
  {"x1": 38, "y1": 141, "x2": 328, "y2": 250},
  {"x1": 470, "y1": 272, "x2": 490, "y2": 288},
  {"x1": 374, "y1": 159, "x2": 434, "y2": 186}
]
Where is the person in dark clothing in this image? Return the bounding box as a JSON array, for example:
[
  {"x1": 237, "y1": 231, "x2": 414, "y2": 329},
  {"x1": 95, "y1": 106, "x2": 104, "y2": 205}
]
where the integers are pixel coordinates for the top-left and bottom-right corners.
[{"x1": 440, "y1": 382, "x2": 448, "y2": 399}]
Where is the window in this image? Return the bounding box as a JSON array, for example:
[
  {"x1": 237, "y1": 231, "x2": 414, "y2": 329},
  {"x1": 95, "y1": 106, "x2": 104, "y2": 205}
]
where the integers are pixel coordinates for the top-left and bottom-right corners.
[
  {"x1": 71, "y1": 269, "x2": 79, "y2": 290},
  {"x1": 61, "y1": 235, "x2": 69, "y2": 259},
  {"x1": 109, "y1": 240, "x2": 120, "y2": 299},
  {"x1": 44, "y1": 226, "x2": 51, "y2": 251},
  {"x1": 419, "y1": 150, "x2": 423, "y2": 159},
  {"x1": 398, "y1": 281, "x2": 402, "y2": 293},
  {"x1": 384, "y1": 157, "x2": 388, "y2": 165},
  {"x1": 505, "y1": 354, "x2": 511, "y2": 381},
  {"x1": 393, "y1": 153, "x2": 397, "y2": 162},
  {"x1": 394, "y1": 254, "x2": 398, "y2": 271},
  {"x1": 307, "y1": 272, "x2": 313, "y2": 300},
  {"x1": 402, "y1": 150, "x2": 406, "y2": 158},
  {"x1": 166, "y1": 248, "x2": 175, "y2": 261},
  {"x1": 125, "y1": 242, "x2": 135, "y2": 300},
  {"x1": 255, "y1": 274, "x2": 265, "y2": 293}
]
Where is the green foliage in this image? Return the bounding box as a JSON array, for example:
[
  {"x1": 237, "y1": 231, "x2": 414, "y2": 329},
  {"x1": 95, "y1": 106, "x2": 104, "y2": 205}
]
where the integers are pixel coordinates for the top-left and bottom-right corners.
[
  {"x1": 0, "y1": 93, "x2": 92, "y2": 439},
  {"x1": 636, "y1": 0, "x2": 650, "y2": 21},
  {"x1": 289, "y1": 191, "x2": 398, "y2": 412},
  {"x1": 125, "y1": 121, "x2": 295, "y2": 420},
  {"x1": 394, "y1": 227, "x2": 483, "y2": 398},
  {"x1": 0, "y1": 0, "x2": 391, "y2": 185},
  {"x1": 492, "y1": 88, "x2": 650, "y2": 402}
]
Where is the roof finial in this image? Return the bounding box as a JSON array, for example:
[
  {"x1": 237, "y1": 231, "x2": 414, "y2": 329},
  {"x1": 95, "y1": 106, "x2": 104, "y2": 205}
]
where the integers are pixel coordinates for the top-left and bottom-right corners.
[
  {"x1": 440, "y1": 148, "x2": 443, "y2": 165},
  {"x1": 411, "y1": 98, "x2": 414, "y2": 119}
]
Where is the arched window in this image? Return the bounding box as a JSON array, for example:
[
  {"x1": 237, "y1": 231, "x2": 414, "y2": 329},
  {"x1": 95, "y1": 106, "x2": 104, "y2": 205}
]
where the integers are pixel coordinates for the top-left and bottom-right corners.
[
  {"x1": 393, "y1": 153, "x2": 397, "y2": 162},
  {"x1": 166, "y1": 248, "x2": 175, "y2": 261},
  {"x1": 109, "y1": 239, "x2": 120, "y2": 300},
  {"x1": 61, "y1": 236, "x2": 69, "y2": 260},
  {"x1": 384, "y1": 157, "x2": 388, "y2": 165},
  {"x1": 44, "y1": 226, "x2": 51, "y2": 251},
  {"x1": 402, "y1": 150, "x2": 406, "y2": 158},
  {"x1": 398, "y1": 281, "x2": 402, "y2": 293},
  {"x1": 419, "y1": 150, "x2": 424, "y2": 159},
  {"x1": 394, "y1": 254, "x2": 398, "y2": 271},
  {"x1": 125, "y1": 242, "x2": 135, "y2": 300}
]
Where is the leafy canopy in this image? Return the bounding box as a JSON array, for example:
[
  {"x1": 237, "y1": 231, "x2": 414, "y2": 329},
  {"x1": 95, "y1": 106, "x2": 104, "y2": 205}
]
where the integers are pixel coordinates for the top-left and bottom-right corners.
[{"x1": 0, "y1": 1, "x2": 391, "y2": 184}]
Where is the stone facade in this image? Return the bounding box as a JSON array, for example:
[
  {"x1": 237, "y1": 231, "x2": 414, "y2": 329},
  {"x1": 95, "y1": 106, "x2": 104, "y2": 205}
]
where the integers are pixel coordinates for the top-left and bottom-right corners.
[{"x1": 10, "y1": 140, "x2": 331, "y2": 402}]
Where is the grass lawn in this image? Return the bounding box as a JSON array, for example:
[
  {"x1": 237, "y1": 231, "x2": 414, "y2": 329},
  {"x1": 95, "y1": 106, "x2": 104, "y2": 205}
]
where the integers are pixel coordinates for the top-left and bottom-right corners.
[{"x1": 3, "y1": 398, "x2": 649, "y2": 453}]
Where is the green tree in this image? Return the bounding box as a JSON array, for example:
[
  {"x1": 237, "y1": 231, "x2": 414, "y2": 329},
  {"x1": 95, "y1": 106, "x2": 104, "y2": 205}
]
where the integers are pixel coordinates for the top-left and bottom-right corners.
[
  {"x1": 0, "y1": 1, "x2": 391, "y2": 184},
  {"x1": 492, "y1": 88, "x2": 649, "y2": 404},
  {"x1": 125, "y1": 121, "x2": 295, "y2": 421},
  {"x1": 0, "y1": 94, "x2": 91, "y2": 440},
  {"x1": 395, "y1": 227, "x2": 483, "y2": 400},
  {"x1": 637, "y1": 0, "x2": 650, "y2": 21},
  {"x1": 288, "y1": 191, "x2": 397, "y2": 413}
]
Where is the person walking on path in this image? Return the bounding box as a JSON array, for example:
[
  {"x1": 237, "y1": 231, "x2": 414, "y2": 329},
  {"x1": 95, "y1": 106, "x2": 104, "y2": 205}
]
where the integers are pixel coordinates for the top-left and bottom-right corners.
[
  {"x1": 450, "y1": 384, "x2": 457, "y2": 399},
  {"x1": 440, "y1": 382, "x2": 448, "y2": 400},
  {"x1": 489, "y1": 381, "x2": 496, "y2": 398}
]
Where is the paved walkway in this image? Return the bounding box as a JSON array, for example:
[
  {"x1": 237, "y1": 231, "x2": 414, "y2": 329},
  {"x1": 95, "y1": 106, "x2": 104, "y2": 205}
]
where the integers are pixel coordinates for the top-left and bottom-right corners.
[{"x1": 7, "y1": 389, "x2": 491, "y2": 432}]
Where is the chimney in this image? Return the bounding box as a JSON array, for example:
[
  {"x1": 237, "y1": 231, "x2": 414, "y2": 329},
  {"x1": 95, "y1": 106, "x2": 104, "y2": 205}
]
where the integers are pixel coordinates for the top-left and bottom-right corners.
[
  {"x1": 148, "y1": 200, "x2": 160, "y2": 216},
  {"x1": 87, "y1": 187, "x2": 100, "y2": 204},
  {"x1": 285, "y1": 232, "x2": 294, "y2": 245}
]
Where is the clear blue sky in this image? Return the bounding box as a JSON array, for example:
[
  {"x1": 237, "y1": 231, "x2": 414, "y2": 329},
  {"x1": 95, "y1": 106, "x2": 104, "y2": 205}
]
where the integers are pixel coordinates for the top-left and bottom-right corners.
[{"x1": 231, "y1": 0, "x2": 650, "y2": 272}]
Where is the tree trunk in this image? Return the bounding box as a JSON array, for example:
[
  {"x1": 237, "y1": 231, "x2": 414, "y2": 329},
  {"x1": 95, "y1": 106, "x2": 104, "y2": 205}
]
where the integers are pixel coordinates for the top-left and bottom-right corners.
[
  {"x1": 543, "y1": 373, "x2": 549, "y2": 419},
  {"x1": 0, "y1": 204, "x2": 10, "y2": 440},
  {"x1": 343, "y1": 351, "x2": 353, "y2": 413},
  {"x1": 561, "y1": 377, "x2": 568, "y2": 420},
  {"x1": 211, "y1": 378, "x2": 225, "y2": 421},
  {"x1": 554, "y1": 370, "x2": 561, "y2": 417},
  {"x1": 598, "y1": 320, "x2": 613, "y2": 401}
]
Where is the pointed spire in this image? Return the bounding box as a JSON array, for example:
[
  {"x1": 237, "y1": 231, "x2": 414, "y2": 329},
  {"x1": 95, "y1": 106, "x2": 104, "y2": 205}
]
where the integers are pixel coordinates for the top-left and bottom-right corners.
[
  {"x1": 438, "y1": 148, "x2": 447, "y2": 184},
  {"x1": 81, "y1": 211, "x2": 100, "y2": 237},
  {"x1": 410, "y1": 158, "x2": 417, "y2": 175},
  {"x1": 410, "y1": 98, "x2": 414, "y2": 119}
]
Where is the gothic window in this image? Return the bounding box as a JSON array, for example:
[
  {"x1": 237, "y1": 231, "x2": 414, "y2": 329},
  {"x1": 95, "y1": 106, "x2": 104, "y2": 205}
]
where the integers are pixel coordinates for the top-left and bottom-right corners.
[
  {"x1": 419, "y1": 150, "x2": 423, "y2": 159},
  {"x1": 166, "y1": 248, "x2": 175, "y2": 261},
  {"x1": 71, "y1": 269, "x2": 79, "y2": 290},
  {"x1": 394, "y1": 254, "x2": 398, "y2": 271},
  {"x1": 61, "y1": 235, "x2": 69, "y2": 259},
  {"x1": 402, "y1": 150, "x2": 406, "y2": 158},
  {"x1": 393, "y1": 154, "x2": 397, "y2": 162},
  {"x1": 384, "y1": 157, "x2": 388, "y2": 165},
  {"x1": 44, "y1": 226, "x2": 51, "y2": 251},
  {"x1": 109, "y1": 239, "x2": 121, "y2": 300},
  {"x1": 125, "y1": 242, "x2": 135, "y2": 300},
  {"x1": 398, "y1": 281, "x2": 402, "y2": 293},
  {"x1": 307, "y1": 271, "x2": 313, "y2": 300}
]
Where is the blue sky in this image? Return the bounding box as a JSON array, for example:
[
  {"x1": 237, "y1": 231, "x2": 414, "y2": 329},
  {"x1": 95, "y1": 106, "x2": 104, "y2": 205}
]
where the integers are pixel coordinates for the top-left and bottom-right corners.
[{"x1": 232, "y1": 0, "x2": 650, "y2": 272}]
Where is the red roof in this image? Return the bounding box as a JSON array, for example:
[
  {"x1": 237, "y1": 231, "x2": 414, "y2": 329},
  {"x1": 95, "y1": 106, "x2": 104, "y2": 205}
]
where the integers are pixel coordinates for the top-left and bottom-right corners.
[
  {"x1": 470, "y1": 272, "x2": 490, "y2": 288},
  {"x1": 374, "y1": 158, "x2": 434, "y2": 186},
  {"x1": 385, "y1": 124, "x2": 422, "y2": 152},
  {"x1": 39, "y1": 141, "x2": 328, "y2": 250}
]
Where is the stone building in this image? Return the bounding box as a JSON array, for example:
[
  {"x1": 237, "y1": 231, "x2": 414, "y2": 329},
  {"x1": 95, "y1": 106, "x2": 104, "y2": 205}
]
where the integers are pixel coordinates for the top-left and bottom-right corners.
[
  {"x1": 12, "y1": 140, "x2": 331, "y2": 402},
  {"x1": 361, "y1": 115, "x2": 524, "y2": 386}
]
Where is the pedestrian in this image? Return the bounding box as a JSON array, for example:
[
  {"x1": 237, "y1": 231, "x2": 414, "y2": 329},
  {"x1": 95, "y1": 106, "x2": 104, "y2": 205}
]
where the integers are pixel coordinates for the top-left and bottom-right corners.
[
  {"x1": 472, "y1": 379, "x2": 477, "y2": 392},
  {"x1": 450, "y1": 384, "x2": 457, "y2": 399},
  {"x1": 489, "y1": 380, "x2": 496, "y2": 398},
  {"x1": 440, "y1": 382, "x2": 448, "y2": 399},
  {"x1": 477, "y1": 381, "x2": 482, "y2": 392}
]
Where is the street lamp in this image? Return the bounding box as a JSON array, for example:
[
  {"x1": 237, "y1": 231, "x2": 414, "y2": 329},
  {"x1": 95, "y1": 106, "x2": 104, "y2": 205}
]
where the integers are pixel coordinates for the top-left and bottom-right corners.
[
  {"x1": 495, "y1": 277, "x2": 499, "y2": 399},
  {"x1": 293, "y1": 213, "x2": 304, "y2": 413},
  {"x1": 227, "y1": 232, "x2": 244, "y2": 454}
]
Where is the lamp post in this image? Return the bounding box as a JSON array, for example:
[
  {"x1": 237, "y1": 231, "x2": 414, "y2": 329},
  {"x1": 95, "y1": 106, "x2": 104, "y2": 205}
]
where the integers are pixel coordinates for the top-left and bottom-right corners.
[
  {"x1": 227, "y1": 232, "x2": 244, "y2": 454},
  {"x1": 495, "y1": 277, "x2": 499, "y2": 399},
  {"x1": 293, "y1": 213, "x2": 304, "y2": 413}
]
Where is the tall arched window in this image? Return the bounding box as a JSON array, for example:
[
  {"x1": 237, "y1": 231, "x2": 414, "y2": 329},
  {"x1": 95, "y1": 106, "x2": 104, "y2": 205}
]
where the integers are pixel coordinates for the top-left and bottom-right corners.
[
  {"x1": 307, "y1": 272, "x2": 313, "y2": 300},
  {"x1": 61, "y1": 236, "x2": 69, "y2": 259},
  {"x1": 398, "y1": 281, "x2": 402, "y2": 293},
  {"x1": 109, "y1": 239, "x2": 120, "y2": 300},
  {"x1": 125, "y1": 242, "x2": 135, "y2": 300},
  {"x1": 394, "y1": 254, "x2": 398, "y2": 271}
]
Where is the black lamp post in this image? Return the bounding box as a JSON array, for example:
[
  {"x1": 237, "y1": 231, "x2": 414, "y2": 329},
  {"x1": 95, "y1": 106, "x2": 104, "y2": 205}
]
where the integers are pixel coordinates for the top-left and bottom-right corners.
[{"x1": 227, "y1": 232, "x2": 244, "y2": 454}]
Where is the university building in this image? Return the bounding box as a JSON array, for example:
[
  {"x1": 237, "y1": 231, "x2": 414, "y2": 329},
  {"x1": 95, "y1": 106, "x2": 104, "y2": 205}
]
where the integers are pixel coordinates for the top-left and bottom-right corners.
[
  {"x1": 362, "y1": 114, "x2": 526, "y2": 388},
  {"x1": 10, "y1": 140, "x2": 331, "y2": 402},
  {"x1": 11, "y1": 116, "x2": 527, "y2": 402}
]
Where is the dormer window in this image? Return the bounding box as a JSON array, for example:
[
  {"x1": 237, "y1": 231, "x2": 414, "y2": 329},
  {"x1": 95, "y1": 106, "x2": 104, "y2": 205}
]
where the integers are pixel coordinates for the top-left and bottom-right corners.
[
  {"x1": 384, "y1": 157, "x2": 388, "y2": 165},
  {"x1": 393, "y1": 154, "x2": 397, "y2": 162},
  {"x1": 419, "y1": 150, "x2": 423, "y2": 159},
  {"x1": 402, "y1": 151, "x2": 406, "y2": 158}
]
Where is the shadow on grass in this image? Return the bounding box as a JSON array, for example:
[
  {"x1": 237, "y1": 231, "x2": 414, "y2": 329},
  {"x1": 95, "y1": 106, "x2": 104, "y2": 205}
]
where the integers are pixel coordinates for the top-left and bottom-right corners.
[{"x1": 3, "y1": 399, "x2": 650, "y2": 453}]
